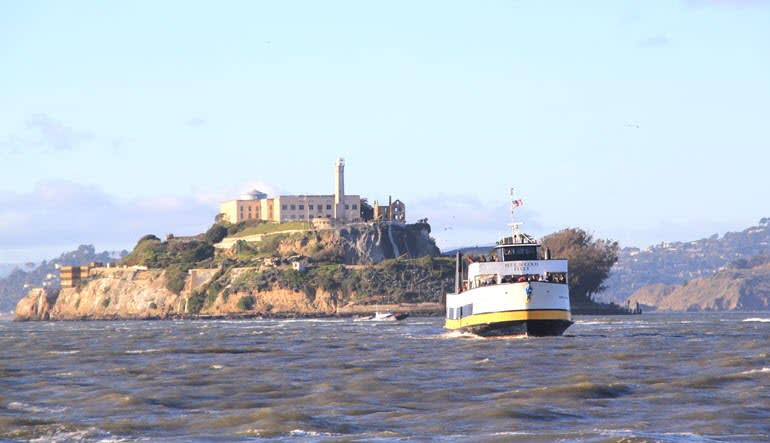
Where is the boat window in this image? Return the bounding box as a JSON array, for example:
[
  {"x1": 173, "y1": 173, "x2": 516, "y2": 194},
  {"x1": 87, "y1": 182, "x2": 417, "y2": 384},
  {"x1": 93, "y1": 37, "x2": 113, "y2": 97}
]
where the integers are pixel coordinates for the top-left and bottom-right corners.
[
  {"x1": 461, "y1": 304, "x2": 473, "y2": 317},
  {"x1": 499, "y1": 246, "x2": 538, "y2": 262},
  {"x1": 545, "y1": 272, "x2": 567, "y2": 284}
]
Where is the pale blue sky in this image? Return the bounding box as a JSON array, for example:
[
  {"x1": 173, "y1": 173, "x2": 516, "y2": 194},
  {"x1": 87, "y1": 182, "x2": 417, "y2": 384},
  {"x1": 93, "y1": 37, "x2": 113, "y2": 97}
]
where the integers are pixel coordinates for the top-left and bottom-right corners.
[{"x1": 2, "y1": 1, "x2": 769, "y2": 262}]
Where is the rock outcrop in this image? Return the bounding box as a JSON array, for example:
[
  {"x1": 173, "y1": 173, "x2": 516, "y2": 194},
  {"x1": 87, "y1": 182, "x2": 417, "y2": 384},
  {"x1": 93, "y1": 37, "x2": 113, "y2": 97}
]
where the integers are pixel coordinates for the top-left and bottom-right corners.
[
  {"x1": 221, "y1": 222, "x2": 440, "y2": 265},
  {"x1": 14, "y1": 268, "x2": 185, "y2": 321}
]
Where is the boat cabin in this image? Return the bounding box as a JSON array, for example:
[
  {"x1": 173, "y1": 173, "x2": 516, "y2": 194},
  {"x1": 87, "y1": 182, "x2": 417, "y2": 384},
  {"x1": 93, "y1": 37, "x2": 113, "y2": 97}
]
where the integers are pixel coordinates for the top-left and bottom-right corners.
[
  {"x1": 494, "y1": 234, "x2": 540, "y2": 262},
  {"x1": 458, "y1": 233, "x2": 567, "y2": 291}
]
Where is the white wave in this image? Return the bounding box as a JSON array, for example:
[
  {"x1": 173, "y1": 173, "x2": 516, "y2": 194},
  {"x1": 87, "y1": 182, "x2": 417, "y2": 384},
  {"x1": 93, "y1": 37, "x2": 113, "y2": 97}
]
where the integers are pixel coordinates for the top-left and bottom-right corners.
[
  {"x1": 8, "y1": 401, "x2": 67, "y2": 414},
  {"x1": 491, "y1": 431, "x2": 534, "y2": 436},
  {"x1": 740, "y1": 367, "x2": 770, "y2": 375},
  {"x1": 437, "y1": 330, "x2": 483, "y2": 340},
  {"x1": 289, "y1": 429, "x2": 333, "y2": 437},
  {"x1": 743, "y1": 317, "x2": 770, "y2": 323},
  {"x1": 29, "y1": 426, "x2": 121, "y2": 443},
  {"x1": 211, "y1": 364, "x2": 224, "y2": 370},
  {"x1": 125, "y1": 348, "x2": 162, "y2": 354},
  {"x1": 599, "y1": 429, "x2": 711, "y2": 443},
  {"x1": 575, "y1": 320, "x2": 608, "y2": 325},
  {"x1": 47, "y1": 350, "x2": 79, "y2": 355}
]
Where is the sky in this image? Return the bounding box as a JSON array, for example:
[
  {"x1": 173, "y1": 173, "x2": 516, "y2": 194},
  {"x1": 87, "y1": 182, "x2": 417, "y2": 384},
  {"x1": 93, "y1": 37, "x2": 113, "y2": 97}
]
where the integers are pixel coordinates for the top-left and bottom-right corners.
[{"x1": 1, "y1": 0, "x2": 769, "y2": 263}]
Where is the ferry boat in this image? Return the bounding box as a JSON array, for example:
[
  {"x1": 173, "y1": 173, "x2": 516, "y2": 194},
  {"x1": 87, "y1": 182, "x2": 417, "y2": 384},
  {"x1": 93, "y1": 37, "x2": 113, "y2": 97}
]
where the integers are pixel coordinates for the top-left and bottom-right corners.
[{"x1": 444, "y1": 192, "x2": 572, "y2": 337}]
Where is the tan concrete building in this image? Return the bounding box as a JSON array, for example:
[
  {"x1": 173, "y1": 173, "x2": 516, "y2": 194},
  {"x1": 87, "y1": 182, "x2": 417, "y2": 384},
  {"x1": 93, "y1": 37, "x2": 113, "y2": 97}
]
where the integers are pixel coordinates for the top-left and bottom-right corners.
[{"x1": 219, "y1": 158, "x2": 361, "y2": 224}]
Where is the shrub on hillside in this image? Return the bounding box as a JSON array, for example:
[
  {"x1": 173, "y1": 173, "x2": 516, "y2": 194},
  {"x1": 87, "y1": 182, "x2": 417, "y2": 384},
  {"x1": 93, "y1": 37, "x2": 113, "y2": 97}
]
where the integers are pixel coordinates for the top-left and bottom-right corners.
[
  {"x1": 165, "y1": 265, "x2": 187, "y2": 294},
  {"x1": 236, "y1": 295, "x2": 256, "y2": 311},
  {"x1": 205, "y1": 224, "x2": 228, "y2": 244},
  {"x1": 187, "y1": 290, "x2": 205, "y2": 314}
]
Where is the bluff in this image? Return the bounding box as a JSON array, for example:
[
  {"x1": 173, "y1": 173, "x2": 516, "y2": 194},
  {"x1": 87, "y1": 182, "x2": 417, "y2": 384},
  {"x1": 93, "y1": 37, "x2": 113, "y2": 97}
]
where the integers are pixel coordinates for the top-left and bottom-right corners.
[
  {"x1": 14, "y1": 259, "x2": 452, "y2": 321},
  {"x1": 15, "y1": 222, "x2": 449, "y2": 321},
  {"x1": 0, "y1": 245, "x2": 124, "y2": 313},
  {"x1": 627, "y1": 261, "x2": 770, "y2": 312}
]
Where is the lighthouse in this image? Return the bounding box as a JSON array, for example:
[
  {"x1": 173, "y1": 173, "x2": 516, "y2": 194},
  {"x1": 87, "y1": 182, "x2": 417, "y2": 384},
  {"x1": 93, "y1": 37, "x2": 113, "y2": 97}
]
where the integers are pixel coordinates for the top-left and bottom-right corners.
[{"x1": 334, "y1": 158, "x2": 345, "y2": 221}]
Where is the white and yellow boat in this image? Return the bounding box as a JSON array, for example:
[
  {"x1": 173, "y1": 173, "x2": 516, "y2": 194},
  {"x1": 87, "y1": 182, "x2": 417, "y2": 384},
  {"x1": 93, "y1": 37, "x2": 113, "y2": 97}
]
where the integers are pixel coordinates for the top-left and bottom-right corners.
[{"x1": 444, "y1": 192, "x2": 572, "y2": 337}]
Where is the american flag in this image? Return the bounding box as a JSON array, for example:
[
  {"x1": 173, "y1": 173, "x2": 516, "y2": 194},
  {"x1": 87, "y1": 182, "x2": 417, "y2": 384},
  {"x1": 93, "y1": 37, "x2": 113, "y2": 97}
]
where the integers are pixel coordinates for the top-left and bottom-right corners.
[{"x1": 512, "y1": 199, "x2": 523, "y2": 208}]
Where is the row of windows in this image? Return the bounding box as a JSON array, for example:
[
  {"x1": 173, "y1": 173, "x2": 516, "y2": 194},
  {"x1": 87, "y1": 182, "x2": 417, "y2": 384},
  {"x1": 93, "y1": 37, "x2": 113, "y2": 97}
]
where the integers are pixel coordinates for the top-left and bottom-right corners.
[
  {"x1": 280, "y1": 204, "x2": 358, "y2": 211},
  {"x1": 446, "y1": 303, "x2": 474, "y2": 320}
]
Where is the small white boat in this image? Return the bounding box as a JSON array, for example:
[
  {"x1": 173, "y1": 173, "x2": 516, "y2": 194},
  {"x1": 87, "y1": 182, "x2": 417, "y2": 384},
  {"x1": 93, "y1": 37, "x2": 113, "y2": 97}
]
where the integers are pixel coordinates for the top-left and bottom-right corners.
[{"x1": 353, "y1": 311, "x2": 409, "y2": 321}]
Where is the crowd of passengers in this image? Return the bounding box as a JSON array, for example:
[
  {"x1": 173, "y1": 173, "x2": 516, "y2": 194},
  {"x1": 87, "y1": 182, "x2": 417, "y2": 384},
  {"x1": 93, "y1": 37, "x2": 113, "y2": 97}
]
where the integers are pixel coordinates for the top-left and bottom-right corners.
[{"x1": 468, "y1": 272, "x2": 566, "y2": 289}]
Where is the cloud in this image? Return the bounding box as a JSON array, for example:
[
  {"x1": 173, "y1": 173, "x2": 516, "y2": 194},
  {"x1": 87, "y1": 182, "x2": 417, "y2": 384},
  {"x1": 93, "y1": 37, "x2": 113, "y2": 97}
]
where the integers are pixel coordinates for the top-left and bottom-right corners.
[
  {"x1": 186, "y1": 117, "x2": 206, "y2": 127},
  {"x1": 0, "y1": 180, "x2": 216, "y2": 262},
  {"x1": 25, "y1": 113, "x2": 94, "y2": 151},
  {"x1": 638, "y1": 35, "x2": 671, "y2": 48}
]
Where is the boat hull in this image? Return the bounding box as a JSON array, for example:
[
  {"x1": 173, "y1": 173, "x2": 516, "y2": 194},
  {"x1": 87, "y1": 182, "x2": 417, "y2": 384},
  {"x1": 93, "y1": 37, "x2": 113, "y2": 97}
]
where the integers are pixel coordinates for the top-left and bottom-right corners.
[
  {"x1": 456, "y1": 318, "x2": 573, "y2": 337},
  {"x1": 444, "y1": 309, "x2": 572, "y2": 337},
  {"x1": 444, "y1": 281, "x2": 572, "y2": 337}
]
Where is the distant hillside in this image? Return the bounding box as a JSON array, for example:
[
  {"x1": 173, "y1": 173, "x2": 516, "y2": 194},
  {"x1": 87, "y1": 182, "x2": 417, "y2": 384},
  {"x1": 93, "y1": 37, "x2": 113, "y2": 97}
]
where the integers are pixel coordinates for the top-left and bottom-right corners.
[
  {"x1": 441, "y1": 245, "x2": 495, "y2": 257},
  {"x1": 627, "y1": 255, "x2": 770, "y2": 312},
  {"x1": 0, "y1": 264, "x2": 21, "y2": 279},
  {"x1": 0, "y1": 245, "x2": 125, "y2": 313},
  {"x1": 601, "y1": 219, "x2": 770, "y2": 303}
]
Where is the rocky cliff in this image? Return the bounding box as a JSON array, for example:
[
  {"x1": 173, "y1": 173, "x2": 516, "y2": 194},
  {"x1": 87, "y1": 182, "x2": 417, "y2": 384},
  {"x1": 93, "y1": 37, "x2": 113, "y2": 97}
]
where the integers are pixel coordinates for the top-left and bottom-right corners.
[
  {"x1": 14, "y1": 268, "x2": 185, "y2": 321},
  {"x1": 15, "y1": 221, "x2": 446, "y2": 321},
  {"x1": 626, "y1": 264, "x2": 770, "y2": 312},
  {"x1": 15, "y1": 259, "x2": 451, "y2": 321},
  {"x1": 221, "y1": 222, "x2": 440, "y2": 265}
]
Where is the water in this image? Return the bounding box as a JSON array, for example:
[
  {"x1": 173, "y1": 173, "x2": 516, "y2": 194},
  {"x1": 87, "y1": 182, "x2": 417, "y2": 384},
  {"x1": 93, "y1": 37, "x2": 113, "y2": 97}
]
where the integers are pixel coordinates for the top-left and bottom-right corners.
[{"x1": 1, "y1": 313, "x2": 768, "y2": 442}]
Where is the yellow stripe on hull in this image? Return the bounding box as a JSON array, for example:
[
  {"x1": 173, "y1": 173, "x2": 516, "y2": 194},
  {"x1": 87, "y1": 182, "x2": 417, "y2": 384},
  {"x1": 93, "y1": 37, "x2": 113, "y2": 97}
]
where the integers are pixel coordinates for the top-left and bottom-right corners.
[{"x1": 444, "y1": 309, "x2": 571, "y2": 330}]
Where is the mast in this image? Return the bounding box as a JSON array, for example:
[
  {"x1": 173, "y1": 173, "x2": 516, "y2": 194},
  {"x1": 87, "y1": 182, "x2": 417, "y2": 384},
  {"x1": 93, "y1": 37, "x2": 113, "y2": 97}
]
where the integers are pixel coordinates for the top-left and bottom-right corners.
[{"x1": 509, "y1": 187, "x2": 525, "y2": 244}]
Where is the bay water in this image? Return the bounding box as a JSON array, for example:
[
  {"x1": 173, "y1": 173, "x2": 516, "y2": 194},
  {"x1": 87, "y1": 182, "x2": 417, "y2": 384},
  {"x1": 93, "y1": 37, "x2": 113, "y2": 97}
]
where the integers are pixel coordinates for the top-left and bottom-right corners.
[{"x1": 1, "y1": 312, "x2": 768, "y2": 442}]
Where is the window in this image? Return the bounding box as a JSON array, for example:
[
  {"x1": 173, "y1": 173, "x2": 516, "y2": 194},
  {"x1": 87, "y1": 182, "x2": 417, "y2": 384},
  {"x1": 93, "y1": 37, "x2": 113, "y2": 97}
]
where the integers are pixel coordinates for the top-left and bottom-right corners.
[
  {"x1": 282, "y1": 205, "x2": 287, "y2": 210},
  {"x1": 299, "y1": 204, "x2": 304, "y2": 210},
  {"x1": 326, "y1": 204, "x2": 332, "y2": 210},
  {"x1": 317, "y1": 206, "x2": 322, "y2": 212},
  {"x1": 309, "y1": 204, "x2": 314, "y2": 210},
  {"x1": 352, "y1": 204, "x2": 358, "y2": 210},
  {"x1": 290, "y1": 205, "x2": 296, "y2": 210},
  {"x1": 344, "y1": 204, "x2": 349, "y2": 210}
]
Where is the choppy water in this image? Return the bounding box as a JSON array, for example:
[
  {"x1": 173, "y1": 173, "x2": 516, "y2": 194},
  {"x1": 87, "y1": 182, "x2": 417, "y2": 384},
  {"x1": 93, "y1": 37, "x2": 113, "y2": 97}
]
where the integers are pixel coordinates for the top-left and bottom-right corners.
[{"x1": 1, "y1": 313, "x2": 768, "y2": 442}]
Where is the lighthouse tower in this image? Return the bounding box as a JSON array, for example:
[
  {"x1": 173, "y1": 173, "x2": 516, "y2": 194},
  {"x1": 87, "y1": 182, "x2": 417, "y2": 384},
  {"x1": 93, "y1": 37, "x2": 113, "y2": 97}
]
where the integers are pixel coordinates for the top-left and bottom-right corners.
[{"x1": 333, "y1": 158, "x2": 345, "y2": 221}]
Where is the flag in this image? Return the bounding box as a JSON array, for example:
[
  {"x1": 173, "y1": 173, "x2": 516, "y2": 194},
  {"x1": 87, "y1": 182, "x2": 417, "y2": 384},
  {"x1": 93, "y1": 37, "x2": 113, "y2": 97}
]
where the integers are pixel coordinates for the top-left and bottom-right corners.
[{"x1": 512, "y1": 199, "x2": 523, "y2": 208}]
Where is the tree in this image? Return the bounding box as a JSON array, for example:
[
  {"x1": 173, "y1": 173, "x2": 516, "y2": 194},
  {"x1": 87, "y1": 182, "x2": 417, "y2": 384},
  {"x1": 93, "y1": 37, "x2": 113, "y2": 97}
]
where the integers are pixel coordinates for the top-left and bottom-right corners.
[
  {"x1": 541, "y1": 228, "x2": 619, "y2": 306},
  {"x1": 360, "y1": 198, "x2": 374, "y2": 222},
  {"x1": 205, "y1": 224, "x2": 228, "y2": 244}
]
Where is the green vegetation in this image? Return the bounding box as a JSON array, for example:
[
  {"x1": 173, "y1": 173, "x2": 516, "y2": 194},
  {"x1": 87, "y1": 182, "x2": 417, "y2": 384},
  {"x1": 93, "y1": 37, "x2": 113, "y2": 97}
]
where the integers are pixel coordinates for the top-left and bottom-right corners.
[
  {"x1": 225, "y1": 257, "x2": 456, "y2": 306},
  {"x1": 187, "y1": 291, "x2": 205, "y2": 314},
  {"x1": 204, "y1": 224, "x2": 228, "y2": 244},
  {"x1": 102, "y1": 297, "x2": 110, "y2": 308},
  {"x1": 236, "y1": 295, "x2": 256, "y2": 311},
  {"x1": 164, "y1": 264, "x2": 188, "y2": 294},
  {"x1": 230, "y1": 221, "x2": 309, "y2": 238},
  {"x1": 360, "y1": 198, "x2": 374, "y2": 222},
  {"x1": 541, "y1": 228, "x2": 619, "y2": 306}
]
